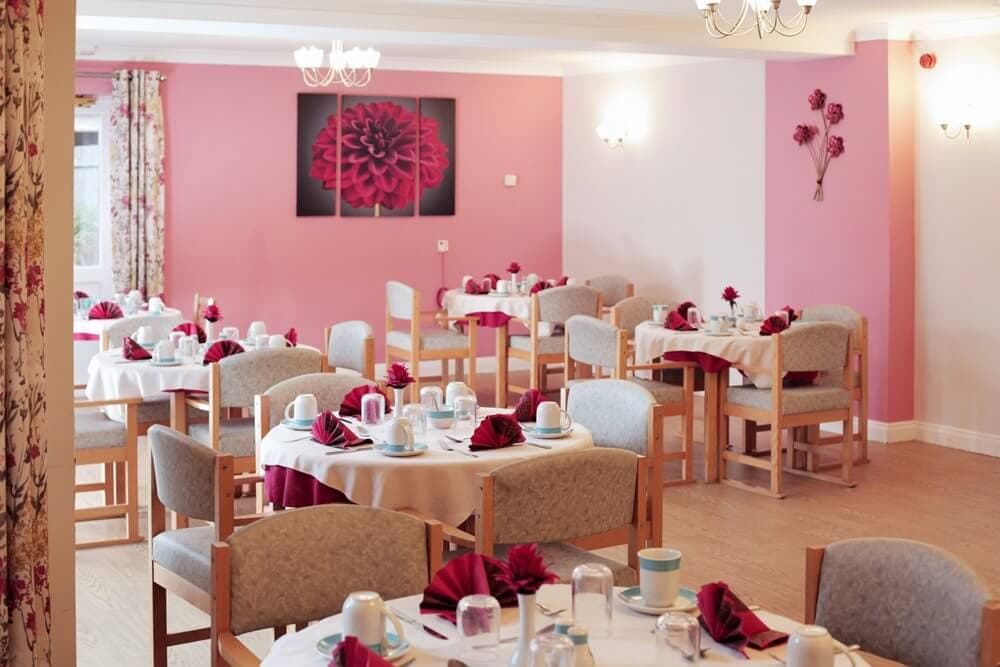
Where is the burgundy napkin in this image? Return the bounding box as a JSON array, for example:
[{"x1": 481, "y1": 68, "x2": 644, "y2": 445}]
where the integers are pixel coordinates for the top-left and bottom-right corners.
[
  {"x1": 88, "y1": 301, "x2": 123, "y2": 320},
  {"x1": 285, "y1": 327, "x2": 298, "y2": 347},
  {"x1": 122, "y1": 337, "x2": 152, "y2": 361},
  {"x1": 759, "y1": 315, "x2": 789, "y2": 336},
  {"x1": 556, "y1": 276, "x2": 569, "y2": 286},
  {"x1": 420, "y1": 553, "x2": 516, "y2": 623},
  {"x1": 73, "y1": 290, "x2": 89, "y2": 299},
  {"x1": 339, "y1": 385, "x2": 392, "y2": 417},
  {"x1": 512, "y1": 389, "x2": 545, "y2": 422},
  {"x1": 676, "y1": 301, "x2": 697, "y2": 320},
  {"x1": 666, "y1": 310, "x2": 695, "y2": 331},
  {"x1": 482, "y1": 273, "x2": 501, "y2": 289},
  {"x1": 465, "y1": 280, "x2": 486, "y2": 295},
  {"x1": 329, "y1": 635, "x2": 393, "y2": 667},
  {"x1": 782, "y1": 305, "x2": 800, "y2": 323},
  {"x1": 529, "y1": 281, "x2": 549, "y2": 295},
  {"x1": 173, "y1": 321, "x2": 206, "y2": 343},
  {"x1": 697, "y1": 582, "x2": 788, "y2": 656},
  {"x1": 310, "y1": 411, "x2": 367, "y2": 447},
  {"x1": 470, "y1": 414, "x2": 525, "y2": 451},
  {"x1": 202, "y1": 340, "x2": 245, "y2": 365}
]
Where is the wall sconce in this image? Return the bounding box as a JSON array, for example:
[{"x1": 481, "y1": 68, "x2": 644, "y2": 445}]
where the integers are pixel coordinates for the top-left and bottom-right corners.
[
  {"x1": 940, "y1": 122, "x2": 972, "y2": 140},
  {"x1": 595, "y1": 123, "x2": 627, "y2": 148}
]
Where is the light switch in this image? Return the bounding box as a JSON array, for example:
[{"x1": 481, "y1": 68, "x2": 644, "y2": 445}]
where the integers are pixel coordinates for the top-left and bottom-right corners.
[{"x1": 504, "y1": 174, "x2": 518, "y2": 187}]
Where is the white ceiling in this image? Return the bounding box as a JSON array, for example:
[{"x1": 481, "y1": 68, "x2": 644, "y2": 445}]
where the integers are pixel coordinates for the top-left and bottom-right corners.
[{"x1": 76, "y1": 0, "x2": 1000, "y2": 76}]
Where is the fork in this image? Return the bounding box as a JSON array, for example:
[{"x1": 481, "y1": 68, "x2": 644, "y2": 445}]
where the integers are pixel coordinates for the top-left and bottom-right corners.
[
  {"x1": 439, "y1": 439, "x2": 478, "y2": 458},
  {"x1": 536, "y1": 602, "x2": 566, "y2": 617}
]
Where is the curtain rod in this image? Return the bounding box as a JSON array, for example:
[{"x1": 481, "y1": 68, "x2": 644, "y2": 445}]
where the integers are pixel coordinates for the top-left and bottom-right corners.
[{"x1": 77, "y1": 71, "x2": 167, "y2": 81}]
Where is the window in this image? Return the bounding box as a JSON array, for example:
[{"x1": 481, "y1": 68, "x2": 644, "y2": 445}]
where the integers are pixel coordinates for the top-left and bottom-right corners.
[{"x1": 73, "y1": 101, "x2": 113, "y2": 297}]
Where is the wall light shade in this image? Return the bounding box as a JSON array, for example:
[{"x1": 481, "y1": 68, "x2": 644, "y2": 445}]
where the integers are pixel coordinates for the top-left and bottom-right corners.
[{"x1": 596, "y1": 123, "x2": 628, "y2": 148}]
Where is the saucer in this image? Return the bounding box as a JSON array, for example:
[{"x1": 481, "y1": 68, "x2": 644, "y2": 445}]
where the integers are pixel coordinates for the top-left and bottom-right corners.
[
  {"x1": 315, "y1": 632, "x2": 410, "y2": 661},
  {"x1": 375, "y1": 442, "x2": 428, "y2": 457},
  {"x1": 617, "y1": 586, "x2": 698, "y2": 615},
  {"x1": 524, "y1": 425, "x2": 572, "y2": 439},
  {"x1": 281, "y1": 418, "x2": 315, "y2": 431},
  {"x1": 149, "y1": 359, "x2": 181, "y2": 367}
]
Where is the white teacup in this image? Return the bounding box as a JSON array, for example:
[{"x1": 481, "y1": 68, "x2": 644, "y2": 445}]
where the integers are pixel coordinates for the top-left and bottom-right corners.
[
  {"x1": 255, "y1": 334, "x2": 269, "y2": 349},
  {"x1": 709, "y1": 315, "x2": 726, "y2": 334},
  {"x1": 787, "y1": 625, "x2": 834, "y2": 667},
  {"x1": 134, "y1": 325, "x2": 154, "y2": 346},
  {"x1": 248, "y1": 321, "x2": 267, "y2": 339},
  {"x1": 268, "y1": 334, "x2": 288, "y2": 349},
  {"x1": 221, "y1": 326, "x2": 239, "y2": 340},
  {"x1": 652, "y1": 305, "x2": 671, "y2": 324},
  {"x1": 384, "y1": 417, "x2": 415, "y2": 452},
  {"x1": 535, "y1": 401, "x2": 572, "y2": 435},
  {"x1": 147, "y1": 296, "x2": 164, "y2": 313},
  {"x1": 153, "y1": 340, "x2": 175, "y2": 364},
  {"x1": 638, "y1": 548, "x2": 681, "y2": 607},
  {"x1": 169, "y1": 331, "x2": 184, "y2": 346},
  {"x1": 284, "y1": 394, "x2": 318, "y2": 427},
  {"x1": 565, "y1": 277, "x2": 580, "y2": 286},
  {"x1": 342, "y1": 591, "x2": 405, "y2": 655},
  {"x1": 496, "y1": 280, "x2": 510, "y2": 295}
]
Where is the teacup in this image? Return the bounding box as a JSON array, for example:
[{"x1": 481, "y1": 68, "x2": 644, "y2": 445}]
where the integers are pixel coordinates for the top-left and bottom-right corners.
[
  {"x1": 268, "y1": 334, "x2": 288, "y2": 349},
  {"x1": 255, "y1": 334, "x2": 269, "y2": 349},
  {"x1": 342, "y1": 591, "x2": 405, "y2": 656},
  {"x1": 384, "y1": 417, "x2": 415, "y2": 451},
  {"x1": 652, "y1": 305, "x2": 671, "y2": 324},
  {"x1": 496, "y1": 280, "x2": 510, "y2": 295},
  {"x1": 147, "y1": 296, "x2": 164, "y2": 313},
  {"x1": 169, "y1": 331, "x2": 184, "y2": 346},
  {"x1": 709, "y1": 315, "x2": 726, "y2": 334},
  {"x1": 426, "y1": 409, "x2": 455, "y2": 430},
  {"x1": 460, "y1": 275, "x2": 474, "y2": 290},
  {"x1": 445, "y1": 381, "x2": 475, "y2": 408},
  {"x1": 787, "y1": 625, "x2": 834, "y2": 667},
  {"x1": 153, "y1": 340, "x2": 175, "y2": 364},
  {"x1": 221, "y1": 326, "x2": 240, "y2": 340},
  {"x1": 284, "y1": 394, "x2": 318, "y2": 427},
  {"x1": 565, "y1": 278, "x2": 580, "y2": 286},
  {"x1": 638, "y1": 547, "x2": 681, "y2": 607},
  {"x1": 134, "y1": 325, "x2": 155, "y2": 347},
  {"x1": 535, "y1": 401, "x2": 572, "y2": 435},
  {"x1": 248, "y1": 321, "x2": 267, "y2": 339}
]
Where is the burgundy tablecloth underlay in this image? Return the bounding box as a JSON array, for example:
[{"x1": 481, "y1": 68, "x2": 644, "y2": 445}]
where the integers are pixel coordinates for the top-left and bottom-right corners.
[
  {"x1": 73, "y1": 333, "x2": 100, "y2": 341},
  {"x1": 264, "y1": 465, "x2": 351, "y2": 508},
  {"x1": 663, "y1": 350, "x2": 731, "y2": 373}
]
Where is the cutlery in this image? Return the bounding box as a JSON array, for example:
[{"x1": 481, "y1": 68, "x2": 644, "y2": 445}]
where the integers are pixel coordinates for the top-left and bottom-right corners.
[
  {"x1": 325, "y1": 445, "x2": 373, "y2": 455},
  {"x1": 439, "y1": 439, "x2": 478, "y2": 458},
  {"x1": 444, "y1": 434, "x2": 469, "y2": 443},
  {"x1": 390, "y1": 606, "x2": 450, "y2": 640},
  {"x1": 499, "y1": 622, "x2": 555, "y2": 643},
  {"x1": 277, "y1": 435, "x2": 312, "y2": 444},
  {"x1": 536, "y1": 602, "x2": 566, "y2": 617},
  {"x1": 524, "y1": 441, "x2": 553, "y2": 450}
]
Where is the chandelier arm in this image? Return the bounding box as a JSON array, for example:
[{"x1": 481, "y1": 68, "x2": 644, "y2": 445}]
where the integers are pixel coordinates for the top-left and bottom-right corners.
[{"x1": 705, "y1": 1, "x2": 754, "y2": 37}]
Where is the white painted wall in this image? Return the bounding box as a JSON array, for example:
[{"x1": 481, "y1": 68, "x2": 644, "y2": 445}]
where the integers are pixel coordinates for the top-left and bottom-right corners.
[
  {"x1": 914, "y1": 34, "x2": 1000, "y2": 455},
  {"x1": 562, "y1": 60, "x2": 766, "y2": 312}
]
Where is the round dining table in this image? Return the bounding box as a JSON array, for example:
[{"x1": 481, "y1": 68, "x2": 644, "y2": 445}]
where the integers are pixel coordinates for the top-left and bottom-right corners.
[
  {"x1": 259, "y1": 410, "x2": 593, "y2": 527},
  {"x1": 72, "y1": 307, "x2": 184, "y2": 341},
  {"x1": 260, "y1": 583, "x2": 873, "y2": 666}
]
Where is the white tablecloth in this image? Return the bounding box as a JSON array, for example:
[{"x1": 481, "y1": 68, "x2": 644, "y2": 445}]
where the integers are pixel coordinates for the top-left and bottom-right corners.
[
  {"x1": 444, "y1": 289, "x2": 557, "y2": 336},
  {"x1": 72, "y1": 307, "x2": 183, "y2": 338},
  {"x1": 259, "y1": 411, "x2": 593, "y2": 527},
  {"x1": 633, "y1": 322, "x2": 775, "y2": 388},
  {"x1": 261, "y1": 584, "x2": 869, "y2": 666}
]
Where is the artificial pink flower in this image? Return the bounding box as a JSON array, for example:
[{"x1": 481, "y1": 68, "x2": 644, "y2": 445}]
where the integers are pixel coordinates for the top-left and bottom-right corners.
[
  {"x1": 826, "y1": 135, "x2": 845, "y2": 157},
  {"x1": 507, "y1": 262, "x2": 521, "y2": 274},
  {"x1": 825, "y1": 103, "x2": 844, "y2": 125},
  {"x1": 385, "y1": 362, "x2": 415, "y2": 389},
  {"x1": 793, "y1": 124, "x2": 817, "y2": 146},
  {"x1": 202, "y1": 304, "x2": 221, "y2": 323},
  {"x1": 285, "y1": 327, "x2": 298, "y2": 347},
  {"x1": 808, "y1": 88, "x2": 827, "y2": 111},
  {"x1": 721, "y1": 285, "x2": 740, "y2": 305},
  {"x1": 497, "y1": 544, "x2": 558, "y2": 595}
]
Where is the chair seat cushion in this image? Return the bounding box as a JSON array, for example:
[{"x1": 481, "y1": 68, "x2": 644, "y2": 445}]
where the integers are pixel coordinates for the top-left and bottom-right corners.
[
  {"x1": 75, "y1": 411, "x2": 127, "y2": 450},
  {"x1": 387, "y1": 330, "x2": 470, "y2": 352},
  {"x1": 628, "y1": 379, "x2": 685, "y2": 406},
  {"x1": 728, "y1": 385, "x2": 852, "y2": 415},
  {"x1": 137, "y1": 398, "x2": 172, "y2": 425},
  {"x1": 188, "y1": 418, "x2": 255, "y2": 458},
  {"x1": 151, "y1": 525, "x2": 216, "y2": 591},
  {"x1": 510, "y1": 334, "x2": 565, "y2": 356},
  {"x1": 446, "y1": 543, "x2": 636, "y2": 587}
]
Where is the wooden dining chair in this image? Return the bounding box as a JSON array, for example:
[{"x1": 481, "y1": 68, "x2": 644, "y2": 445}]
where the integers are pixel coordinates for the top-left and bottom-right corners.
[
  {"x1": 211, "y1": 505, "x2": 443, "y2": 667},
  {"x1": 192, "y1": 292, "x2": 215, "y2": 323},
  {"x1": 805, "y1": 539, "x2": 1000, "y2": 667},
  {"x1": 384, "y1": 280, "x2": 477, "y2": 401},
  {"x1": 73, "y1": 396, "x2": 143, "y2": 548},
  {"x1": 563, "y1": 317, "x2": 696, "y2": 485},
  {"x1": 148, "y1": 426, "x2": 263, "y2": 667},
  {"x1": 99, "y1": 313, "x2": 184, "y2": 353},
  {"x1": 586, "y1": 274, "x2": 634, "y2": 314},
  {"x1": 502, "y1": 285, "x2": 601, "y2": 398},
  {"x1": 719, "y1": 322, "x2": 854, "y2": 499},
  {"x1": 322, "y1": 320, "x2": 376, "y2": 379},
  {"x1": 610, "y1": 295, "x2": 656, "y2": 342}
]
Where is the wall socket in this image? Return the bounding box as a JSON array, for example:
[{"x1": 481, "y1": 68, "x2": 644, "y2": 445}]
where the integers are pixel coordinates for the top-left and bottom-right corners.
[{"x1": 437, "y1": 240, "x2": 449, "y2": 253}]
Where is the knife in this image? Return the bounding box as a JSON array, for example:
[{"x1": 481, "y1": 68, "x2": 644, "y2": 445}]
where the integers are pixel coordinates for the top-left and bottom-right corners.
[{"x1": 390, "y1": 606, "x2": 450, "y2": 640}]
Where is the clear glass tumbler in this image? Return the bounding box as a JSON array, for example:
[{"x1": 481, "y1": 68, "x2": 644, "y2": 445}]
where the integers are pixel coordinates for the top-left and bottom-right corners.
[
  {"x1": 655, "y1": 612, "x2": 701, "y2": 663},
  {"x1": 457, "y1": 594, "x2": 502, "y2": 656},
  {"x1": 571, "y1": 563, "x2": 614, "y2": 638},
  {"x1": 360, "y1": 392, "x2": 386, "y2": 430},
  {"x1": 419, "y1": 386, "x2": 444, "y2": 412},
  {"x1": 686, "y1": 306, "x2": 701, "y2": 330},
  {"x1": 529, "y1": 632, "x2": 574, "y2": 667},
  {"x1": 402, "y1": 403, "x2": 427, "y2": 440},
  {"x1": 452, "y1": 395, "x2": 478, "y2": 438}
]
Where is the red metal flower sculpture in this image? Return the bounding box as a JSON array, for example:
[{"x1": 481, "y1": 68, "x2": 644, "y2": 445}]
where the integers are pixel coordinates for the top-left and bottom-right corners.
[{"x1": 793, "y1": 88, "x2": 846, "y2": 202}]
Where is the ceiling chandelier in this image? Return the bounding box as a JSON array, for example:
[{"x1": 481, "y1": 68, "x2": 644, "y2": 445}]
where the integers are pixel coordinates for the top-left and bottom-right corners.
[
  {"x1": 696, "y1": 0, "x2": 817, "y2": 39},
  {"x1": 293, "y1": 40, "x2": 381, "y2": 88}
]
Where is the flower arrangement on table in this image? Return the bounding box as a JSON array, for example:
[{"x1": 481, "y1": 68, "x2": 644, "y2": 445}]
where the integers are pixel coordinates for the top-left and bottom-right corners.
[
  {"x1": 384, "y1": 362, "x2": 415, "y2": 407},
  {"x1": 794, "y1": 88, "x2": 846, "y2": 202},
  {"x1": 721, "y1": 285, "x2": 740, "y2": 316},
  {"x1": 202, "y1": 303, "x2": 221, "y2": 322},
  {"x1": 507, "y1": 261, "x2": 521, "y2": 287}
]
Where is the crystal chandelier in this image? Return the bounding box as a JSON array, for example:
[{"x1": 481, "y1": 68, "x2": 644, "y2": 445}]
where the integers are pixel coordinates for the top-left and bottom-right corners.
[
  {"x1": 293, "y1": 40, "x2": 381, "y2": 88},
  {"x1": 696, "y1": 0, "x2": 817, "y2": 39}
]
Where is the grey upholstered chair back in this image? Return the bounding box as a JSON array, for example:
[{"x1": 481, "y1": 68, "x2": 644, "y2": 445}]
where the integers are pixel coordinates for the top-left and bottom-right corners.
[
  {"x1": 218, "y1": 347, "x2": 322, "y2": 408},
  {"x1": 815, "y1": 538, "x2": 990, "y2": 667},
  {"x1": 490, "y1": 449, "x2": 637, "y2": 544},
  {"x1": 225, "y1": 505, "x2": 431, "y2": 635},
  {"x1": 537, "y1": 286, "x2": 600, "y2": 324},
  {"x1": 386, "y1": 281, "x2": 415, "y2": 320},
  {"x1": 566, "y1": 379, "x2": 653, "y2": 455},
  {"x1": 800, "y1": 304, "x2": 863, "y2": 339},
  {"x1": 263, "y1": 373, "x2": 373, "y2": 430},
  {"x1": 780, "y1": 322, "x2": 850, "y2": 373},
  {"x1": 148, "y1": 426, "x2": 218, "y2": 523},
  {"x1": 587, "y1": 274, "x2": 630, "y2": 307},
  {"x1": 566, "y1": 315, "x2": 619, "y2": 369},
  {"x1": 104, "y1": 313, "x2": 184, "y2": 348},
  {"x1": 612, "y1": 296, "x2": 656, "y2": 337},
  {"x1": 327, "y1": 321, "x2": 374, "y2": 373}
]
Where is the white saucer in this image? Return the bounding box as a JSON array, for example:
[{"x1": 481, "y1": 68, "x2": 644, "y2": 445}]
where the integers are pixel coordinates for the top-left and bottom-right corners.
[
  {"x1": 524, "y1": 426, "x2": 573, "y2": 440},
  {"x1": 315, "y1": 632, "x2": 410, "y2": 661},
  {"x1": 375, "y1": 442, "x2": 428, "y2": 457},
  {"x1": 281, "y1": 418, "x2": 315, "y2": 431},
  {"x1": 617, "y1": 586, "x2": 698, "y2": 615},
  {"x1": 149, "y1": 359, "x2": 181, "y2": 367}
]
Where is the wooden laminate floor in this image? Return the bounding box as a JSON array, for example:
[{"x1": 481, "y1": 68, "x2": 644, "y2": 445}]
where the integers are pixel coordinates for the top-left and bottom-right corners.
[{"x1": 75, "y1": 374, "x2": 1000, "y2": 666}]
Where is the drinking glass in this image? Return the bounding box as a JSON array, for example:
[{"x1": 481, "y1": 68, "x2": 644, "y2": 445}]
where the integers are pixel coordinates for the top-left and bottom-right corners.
[
  {"x1": 686, "y1": 306, "x2": 701, "y2": 330},
  {"x1": 529, "y1": 632, "x2": 574, "y2": 667},
  {"x1": 452, "y1": 395, "x2": 478, "y2": 438},
  {"x1": 360, "y1": 393, "x2": 386, "y2": 430},
  {"x1": 481, "y1": 277, "x2": 494, "y2": 293},
  {"x1": 457, "y1": 594, "x2": 502, "y2": 655},
  {"x1": 419, "y1": 386, "x2": 444, "y2": 412},
  {"x1": 402, "y1": 404, "x2": 427, "y2": 440},
  {"x1": 571, "y1": 563, "x2": 614, "y2": 638},
  {"x1": 656, "y1": 612, "x2": 701, "y2": 663},
  {"x1": 776, "y1": 309, "x2": 790, "y2": 327}
]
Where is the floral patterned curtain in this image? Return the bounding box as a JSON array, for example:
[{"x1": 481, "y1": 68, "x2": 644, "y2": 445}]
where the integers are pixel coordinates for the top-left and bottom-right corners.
[
  {"x1": 110, "y1": 70, "x2": 165, "y2": 297},
  {"x1": 1, "y1": 0, "x2": 51, "y2": 663}
]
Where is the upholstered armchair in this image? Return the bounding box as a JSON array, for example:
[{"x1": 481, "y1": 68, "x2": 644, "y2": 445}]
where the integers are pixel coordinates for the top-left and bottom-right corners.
[
  {"x1": 586, "y1": 273, "x2": 634, "y2": 312},
  {"x1": 323, "y1": 320, "x2": 376, "y2": 380}
]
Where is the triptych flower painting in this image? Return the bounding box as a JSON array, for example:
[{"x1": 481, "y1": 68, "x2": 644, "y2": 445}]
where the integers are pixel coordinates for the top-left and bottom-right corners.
[{"x1": 296, "y1": 93, "x2": 456, "y2": 217}]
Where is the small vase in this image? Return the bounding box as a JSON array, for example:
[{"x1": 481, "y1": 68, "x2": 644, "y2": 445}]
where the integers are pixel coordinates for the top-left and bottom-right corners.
[
  {"x1": 392, "y1": 386, "x2": 406, "y2": 412},
  {"x1": 510, "y1": 592, "x2": 536, "y2": 667},
  {"x1": 510, "y1": 273, "x2": 519, "y2": 290},
  {"x1": 204, "y1": 319, "x2": 216, "y2": 343}
]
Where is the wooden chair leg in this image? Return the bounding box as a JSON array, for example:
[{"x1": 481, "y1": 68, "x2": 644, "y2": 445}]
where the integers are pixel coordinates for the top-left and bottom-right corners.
[
  {"x1": 103, "y1": 463, "x2": 114, "y2": 505},
  {"x1": 441, "y1": 360, "x2": 449, "y2": 387},
  {"x1": 539, "y1": 363, "x2": 549, "y2": 392},
  {"x1": 529, "y1": 358, "x2": 540, "y2": 391},
  {"x1": 743, "y1": 420, "x2": 758, "y2": 455},
  {"x1": 841, "y1": 415, "x2": 853, "y2": 484},
  {"x1": 410, "y1": 354, "x2": 421, "y2": 404},
  {"x1": 127, "y1": 451, "x2": 140, "y2": 542},
  {"x1": 467, "y1": 353, "x2": 476, "y2": 393},
  {"x1": 152, "y1": 580, "x2": 168, "y2": 667},
  {"x1": 770, "y1": 427, "x2": 783, "y2": 498},
  {"x1": 858, "y1": 397, "x2": 870, "y2": 463},
  {"x1": 115, "y1": 461, "x2": 127, "y2": 504}
]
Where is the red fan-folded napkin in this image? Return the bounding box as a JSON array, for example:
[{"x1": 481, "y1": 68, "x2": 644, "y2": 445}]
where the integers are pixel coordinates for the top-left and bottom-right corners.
[
  {"x1": 697, "y1": 582, "x2": 787, "y2": 656},
  {"x1": 88, "y1": 301, "x2": 123, "y2": 320},
  {"x1": 339, "y1": 385, "x2": 392, "y2": 417},
  {"x1": 529, "y1": 281, "x2": 549, "y2": 294},
  {"x1": 512, "y1": 388, "x2": 545, "y2": 422},
  {"x1": 470, "y1": 414, "x2": 525, "y2": 451},
  {"x1": 122, "y1": 337, "x2": 152, "y2": 361},
  {"x1": 203, "y1": 340, "x2": 245, "y2": 365},
  {"x1": 420, "y1": 553, "x2": 516, "y2": 623},
  {"x1": 73, "y1": 290, "x2": 89, "y2": 299},
  {"x1": 310, "y1": 410, "x2": 366, "y2": 447},
  {"x1": 676, "y1": 301, "x2": 697, "y2": 320},
  {"x1": 482, "y1": 273, "x2": 501, "y2": 289},
  {"x1": 782, "y1": 305, "x2": 800, "y2": 323},
  {"x1": 666, "y1": 310, "x2": 695, "y2": 331},
  {"x1": 556, "y1": 276, "x2": 569, "y2": 286},
  {"x1": 759, "y1": 315, "x2": 789, "y2": 336},
  {"x1": 173, "y1": 321, "x2": 206, "y2": 343},
  {"x1": 285, "y1": 327, "x2": 298, "y2": 347},
  {"x1": 464, "y1": 280, "x2": 486, "y2": 295},
  {"x1": 329, "y1": 635, "x2": 393, "y2": 667}
]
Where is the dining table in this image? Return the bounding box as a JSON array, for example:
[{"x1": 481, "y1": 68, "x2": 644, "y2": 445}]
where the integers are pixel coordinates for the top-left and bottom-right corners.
[
  {"x1": 259, "y1": 409, "x2": 593, "y2": 527},
  {"x1": 72, "y1": 307, "x2": 184, "y2": 341},
  {"x1": 260, "y1": 583, "x2": 882, "y2": 666}
]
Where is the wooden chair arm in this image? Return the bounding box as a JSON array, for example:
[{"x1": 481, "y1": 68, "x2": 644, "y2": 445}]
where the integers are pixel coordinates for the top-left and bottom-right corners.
[
  {"x1": 74, "y1": 396, "x2": 142, "y2": 409},
  {"x1": 185, "y1": 398, "x2": 211, "y2": 411},
  {"x1": 233, "y1": 513, "x2": 268, "y2": 527},
  {"x1": 217, "y1": 633, "x2": 260, "y2": 667},
  {"x1": 73, "y1": 383, "x2": 87, "y2": 390},
  {"x1": 438, "y1": 314, "x2": 480, "y2": 323},
  {"x1": 399, "y1": 509, "x2": 476, "y2": 549},
  {"x1": 625, "y1": 360, "x2": 696, "y2": 373}
]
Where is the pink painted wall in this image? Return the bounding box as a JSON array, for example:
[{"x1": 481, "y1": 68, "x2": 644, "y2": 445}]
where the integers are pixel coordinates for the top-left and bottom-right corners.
[
  {"x1": 765, "y1": 41, "x2": 915, "y2": 423},
  {"x1": 76, "y1": 62, "x2": 564, "y2": 355}
]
